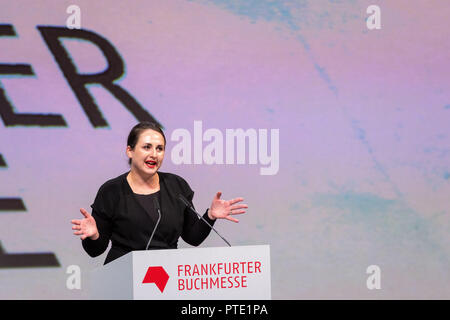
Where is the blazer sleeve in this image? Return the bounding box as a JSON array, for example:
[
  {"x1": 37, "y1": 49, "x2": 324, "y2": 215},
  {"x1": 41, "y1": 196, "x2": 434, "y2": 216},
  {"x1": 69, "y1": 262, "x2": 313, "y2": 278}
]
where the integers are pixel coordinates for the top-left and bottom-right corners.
[
  {"x1": 81, "y1": 185, "x2": 114, "y2": 257},
  {"x1": 180, "y1": 182, "x2": 216, "y2": 246}
]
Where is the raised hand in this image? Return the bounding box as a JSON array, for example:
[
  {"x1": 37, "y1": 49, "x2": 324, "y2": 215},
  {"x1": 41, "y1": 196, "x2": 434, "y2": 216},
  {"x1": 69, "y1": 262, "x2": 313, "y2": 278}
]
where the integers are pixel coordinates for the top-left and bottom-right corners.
[
  {"x1": 71, "y1": 208, "x2": 99, "y2": 240},
  {"x1": 208, "y1": 191, "x2": 248, "y2": 223}
]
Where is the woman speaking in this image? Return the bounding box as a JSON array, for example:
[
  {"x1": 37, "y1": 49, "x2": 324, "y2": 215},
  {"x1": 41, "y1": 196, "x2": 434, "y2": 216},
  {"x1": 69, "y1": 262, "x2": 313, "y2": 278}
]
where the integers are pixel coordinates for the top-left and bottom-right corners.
[{"x1": 71, "y1": 122, "x2": 248, "y2": 264}]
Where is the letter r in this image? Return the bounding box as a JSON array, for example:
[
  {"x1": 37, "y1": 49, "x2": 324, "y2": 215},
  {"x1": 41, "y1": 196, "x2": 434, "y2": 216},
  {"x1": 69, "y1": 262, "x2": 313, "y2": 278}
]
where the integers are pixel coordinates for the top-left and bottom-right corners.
[{"x1": 37, "y1": 26, "x2": 161, "y2": 128}]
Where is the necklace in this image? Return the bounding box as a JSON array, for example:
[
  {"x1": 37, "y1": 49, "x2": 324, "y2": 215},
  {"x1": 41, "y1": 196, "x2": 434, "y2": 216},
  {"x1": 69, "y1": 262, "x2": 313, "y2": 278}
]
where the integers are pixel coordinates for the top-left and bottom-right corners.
[{"x1": 127, "y1": 172, "x2": 160, "y2": 194}]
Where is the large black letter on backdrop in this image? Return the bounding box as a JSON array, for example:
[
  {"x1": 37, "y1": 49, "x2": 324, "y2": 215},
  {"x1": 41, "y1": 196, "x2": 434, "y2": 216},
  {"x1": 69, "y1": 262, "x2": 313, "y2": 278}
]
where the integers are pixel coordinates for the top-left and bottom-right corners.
[
  {"x1": 0, "y1": 25, "x2": 60, "y2": 267},
  {"x1": 0, "y1": 24, "x2": 66, "y2": 127},
  {"x1": 37, "y1": 26, "x2": 161, "y2": 128}
]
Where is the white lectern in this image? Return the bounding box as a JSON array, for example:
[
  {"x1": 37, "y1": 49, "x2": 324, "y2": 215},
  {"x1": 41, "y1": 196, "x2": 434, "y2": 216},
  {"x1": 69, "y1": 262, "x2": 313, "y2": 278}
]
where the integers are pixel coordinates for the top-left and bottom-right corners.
[{"x1": 90, "y1": 245, "x2": 271, "y2": 300}]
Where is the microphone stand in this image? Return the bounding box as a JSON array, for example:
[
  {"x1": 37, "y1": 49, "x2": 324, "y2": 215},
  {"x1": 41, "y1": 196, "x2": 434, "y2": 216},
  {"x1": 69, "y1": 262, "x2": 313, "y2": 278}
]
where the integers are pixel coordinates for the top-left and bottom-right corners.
[
  {"x1": 146, "y1": 197, "x2": 162, "y2": 250},
  {"x1": 178, "y1": 194, "x2": 231, "y2": 247}
]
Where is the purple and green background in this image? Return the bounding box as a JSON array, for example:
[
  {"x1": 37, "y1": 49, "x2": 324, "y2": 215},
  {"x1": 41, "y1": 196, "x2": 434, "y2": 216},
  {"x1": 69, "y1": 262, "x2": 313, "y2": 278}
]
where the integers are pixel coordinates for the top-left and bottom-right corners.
[{"x1": 0, "y1": 0, "x2": 449, "y2": 299}]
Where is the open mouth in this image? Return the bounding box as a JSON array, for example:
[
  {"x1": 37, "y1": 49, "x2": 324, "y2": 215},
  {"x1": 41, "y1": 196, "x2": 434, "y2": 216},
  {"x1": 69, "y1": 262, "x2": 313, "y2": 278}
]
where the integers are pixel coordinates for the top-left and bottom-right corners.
[{"x1": 145, "y1": 160, "x2": 157, "y2": 168}]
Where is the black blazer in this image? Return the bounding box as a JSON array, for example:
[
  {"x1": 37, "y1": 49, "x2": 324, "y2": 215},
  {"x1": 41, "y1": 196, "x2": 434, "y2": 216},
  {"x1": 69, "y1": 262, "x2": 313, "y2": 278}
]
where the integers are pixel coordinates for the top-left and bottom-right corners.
[{"x1": 82, "y1": 171, "x2": 215, "y2": 264}]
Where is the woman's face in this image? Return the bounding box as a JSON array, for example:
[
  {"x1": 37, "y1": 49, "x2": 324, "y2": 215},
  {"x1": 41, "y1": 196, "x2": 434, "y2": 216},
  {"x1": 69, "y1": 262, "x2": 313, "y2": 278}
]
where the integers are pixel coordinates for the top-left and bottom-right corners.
[{"x1": 127, "y1": 129, "x2": 165, "y2": 176}]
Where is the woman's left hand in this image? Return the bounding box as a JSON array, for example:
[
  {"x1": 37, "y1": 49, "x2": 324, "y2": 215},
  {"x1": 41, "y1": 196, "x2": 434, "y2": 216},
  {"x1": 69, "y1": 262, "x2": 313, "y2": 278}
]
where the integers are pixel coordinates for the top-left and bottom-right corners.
[{"x1": 208, "y1": 191, "x2": 248, "y2": 223}]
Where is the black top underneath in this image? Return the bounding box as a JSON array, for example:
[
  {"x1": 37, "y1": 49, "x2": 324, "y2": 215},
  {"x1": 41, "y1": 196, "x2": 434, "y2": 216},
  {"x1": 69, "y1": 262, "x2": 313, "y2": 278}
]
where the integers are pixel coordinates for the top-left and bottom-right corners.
[
  {"x1": 82, "y1": 171, "x2": 216, "y2": 265},
  {"x1": 133, "y1": 190, "x2": 161, "y2": 230}
]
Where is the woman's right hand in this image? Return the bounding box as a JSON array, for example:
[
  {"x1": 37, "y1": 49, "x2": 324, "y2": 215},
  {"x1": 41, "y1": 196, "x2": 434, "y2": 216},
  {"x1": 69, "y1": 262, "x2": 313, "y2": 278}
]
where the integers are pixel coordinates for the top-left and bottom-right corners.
[{"x1": 71, "y1": 208, "x2": 99, "y2": 240}]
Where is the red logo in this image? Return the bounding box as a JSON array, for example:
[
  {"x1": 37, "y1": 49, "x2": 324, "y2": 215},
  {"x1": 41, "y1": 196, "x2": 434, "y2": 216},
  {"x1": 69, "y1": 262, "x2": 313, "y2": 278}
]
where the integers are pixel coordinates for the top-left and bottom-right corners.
[{"x1": 142, "y1": 266, "x2": 169, "y2": 293}]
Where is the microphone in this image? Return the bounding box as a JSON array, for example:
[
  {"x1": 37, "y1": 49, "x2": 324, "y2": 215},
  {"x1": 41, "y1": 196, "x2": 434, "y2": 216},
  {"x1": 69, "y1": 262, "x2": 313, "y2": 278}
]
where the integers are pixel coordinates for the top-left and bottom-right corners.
[
  {"x1": 146, "y1": 196, "x2": 162, "y2": 250},
  {"x1": 178, "y1": 194, "x2": 231, "y2": 247}
]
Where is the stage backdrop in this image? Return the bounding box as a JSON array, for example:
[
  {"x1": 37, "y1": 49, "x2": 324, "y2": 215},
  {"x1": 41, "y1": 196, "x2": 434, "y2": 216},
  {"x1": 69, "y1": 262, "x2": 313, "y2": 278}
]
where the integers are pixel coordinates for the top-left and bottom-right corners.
[{"x1": 0, "y1": 0, "x2": 449, "y2": 299}]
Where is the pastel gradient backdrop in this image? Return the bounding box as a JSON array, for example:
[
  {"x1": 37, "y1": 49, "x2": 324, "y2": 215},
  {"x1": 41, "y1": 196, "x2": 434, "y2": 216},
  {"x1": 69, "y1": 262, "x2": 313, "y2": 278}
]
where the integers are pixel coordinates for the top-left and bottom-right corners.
[{"x1": 0, "y1": 0, "x2": 449, "y2": 299}]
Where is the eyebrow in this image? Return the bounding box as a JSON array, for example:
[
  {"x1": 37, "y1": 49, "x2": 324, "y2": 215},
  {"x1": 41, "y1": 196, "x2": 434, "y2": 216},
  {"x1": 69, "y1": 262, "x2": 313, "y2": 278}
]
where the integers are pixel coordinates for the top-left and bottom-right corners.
[{"x1": 143, "y1": 143, "x2": 164, "y2": 147}]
